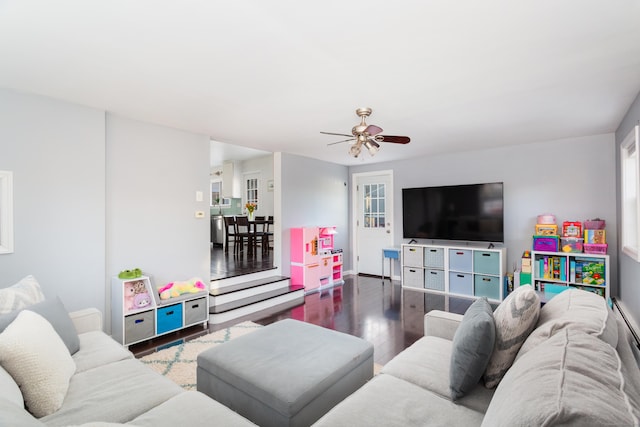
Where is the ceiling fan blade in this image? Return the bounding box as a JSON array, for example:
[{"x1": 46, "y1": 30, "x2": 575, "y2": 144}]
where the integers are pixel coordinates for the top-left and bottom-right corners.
[
  {"x1": 375, "y1": 135, "x2": 411, "y2": 144},
  {"x1": 321, "y1": 131, "x2": 353, "y2": 137},
  {"x1": 327, "y1": 138, "x2": 356, "y2": 146},
  {"x1": 365, "y1": 124, "x2": 383, "y2": 136}
]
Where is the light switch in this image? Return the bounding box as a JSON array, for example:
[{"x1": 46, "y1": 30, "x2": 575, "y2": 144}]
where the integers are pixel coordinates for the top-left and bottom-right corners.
[
  {"x1": 195, "y1": 211, "x2": 205, "y2": 218},
  {"x1": 195, "y1": 191, "x2": 204, "y2": 202}
]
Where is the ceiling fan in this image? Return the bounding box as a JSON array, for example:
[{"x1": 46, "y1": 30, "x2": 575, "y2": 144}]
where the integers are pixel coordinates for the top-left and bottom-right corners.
[{"x1": 321, "y1": 107, "x2": 410, "y2": 158}]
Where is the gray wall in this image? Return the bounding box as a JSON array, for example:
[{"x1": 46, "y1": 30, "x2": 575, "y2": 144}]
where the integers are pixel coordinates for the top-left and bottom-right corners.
[
  {"x1": 280, "y1": 153, "x2": 349, "y2": 276},
  {"x1": 616, "y1": 89, "x2": 640, "y2": 328},
  {"x1": 350, "y1": 133, "x2": 618, "y2": 293},
  {"x1": 105, "y1": 114, "x2": 211, "y2": 301},
  {"x1": 0, "y1": 89, "x2": 106, "y2": 312}
]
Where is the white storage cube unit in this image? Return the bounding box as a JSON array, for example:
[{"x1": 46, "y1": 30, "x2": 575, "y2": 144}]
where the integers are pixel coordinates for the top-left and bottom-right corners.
[{"x1": 402, "y1": 244, "x2": 506, "y2": 302}]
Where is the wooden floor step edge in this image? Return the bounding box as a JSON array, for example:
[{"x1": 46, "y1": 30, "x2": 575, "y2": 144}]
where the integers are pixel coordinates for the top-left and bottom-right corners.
[
  {"x1": 210, "y1": 285, "x2": 304, "y2": 314},
  {"x1": 210, "y1": 275, "x2": 290, "y2": 296}
]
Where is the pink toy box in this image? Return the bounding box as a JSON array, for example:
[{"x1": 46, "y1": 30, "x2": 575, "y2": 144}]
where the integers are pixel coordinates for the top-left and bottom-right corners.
[{"x1": 533, "y1": 235, "x2": 559, "y2": 252}]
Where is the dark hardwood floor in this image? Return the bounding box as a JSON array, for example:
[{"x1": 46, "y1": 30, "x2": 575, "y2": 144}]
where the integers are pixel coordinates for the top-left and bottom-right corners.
[
  {"x1": 210, "y1": 244, "x2": 274, "y2": 280},
  {"x1": 132, "y1": 243, "x2": 477, "y2": 364}
]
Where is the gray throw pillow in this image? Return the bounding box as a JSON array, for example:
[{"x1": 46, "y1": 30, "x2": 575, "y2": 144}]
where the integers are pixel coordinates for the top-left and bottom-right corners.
[
  {"x1": 0, "y1": 296, "x2": 80, "y2": 355},
  {"x1": 450, "y1": 297, "x2": 495, "y2": 401}
]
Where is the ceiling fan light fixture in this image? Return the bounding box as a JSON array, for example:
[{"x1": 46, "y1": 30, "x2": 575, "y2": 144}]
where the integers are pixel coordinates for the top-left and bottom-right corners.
[
  {"x1": 349, "y1": 143, "x2": 362, "y2": 157},
  {"x1": 364, "y1": 139, "x2": 380, "y2": 155}
]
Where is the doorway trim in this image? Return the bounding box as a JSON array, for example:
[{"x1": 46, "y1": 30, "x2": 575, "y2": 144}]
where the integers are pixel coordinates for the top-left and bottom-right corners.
[{"x1": 350, "y1": 169, "x2": 394, "y2": 276}]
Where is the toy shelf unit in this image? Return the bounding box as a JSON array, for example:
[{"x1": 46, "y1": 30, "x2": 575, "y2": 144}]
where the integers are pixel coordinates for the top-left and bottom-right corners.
[
  {"x1": 291, "y1": 226, "x2": 343, "y2": 293},
  {"x1": 401, "y1": 244, "x2": 507, "y2": 302},
  {"x1": 111, "y1": 276, "x2": 209, "y2": 346},
  {"x1": 531, "y1": 251, "x2": 610, "y2": 300}
]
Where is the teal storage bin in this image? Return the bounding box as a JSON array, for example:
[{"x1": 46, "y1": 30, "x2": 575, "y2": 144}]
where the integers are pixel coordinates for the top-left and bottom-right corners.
[
  {"x1": 474, "y1": 251, "x2": 501, "y2": 275},
  {"x1": 156, "y1": 303, "x2": 183, "y2": 334},
  {"x1": 475, "y1": 275, "x2": 500, "y2": 300}
]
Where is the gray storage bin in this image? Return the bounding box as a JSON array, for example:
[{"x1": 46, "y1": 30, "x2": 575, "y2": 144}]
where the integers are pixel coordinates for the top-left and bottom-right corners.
[
  {"x1": 424, "y1": 247, "x2": 444, "y2": 269},
  {"x1": 185, "y1": 297, "x2": 207, "y2": 325},
  {"x1": 124, "y1": 309, "x2": 155, "y2": 345},
  {"x1": 403, "y1": 267, "x2": 425, "y2": 289},
  {"x1": 403, "y1": 246, "x2": 424, "y2": 267},
  {"x1": 424, "y1": 269, "x2": 445, "y2": 291}
]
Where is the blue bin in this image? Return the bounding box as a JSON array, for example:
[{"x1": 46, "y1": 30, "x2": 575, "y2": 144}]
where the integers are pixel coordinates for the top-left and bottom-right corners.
[{"x1": 156, "y1": 303, "x2": 183, "y2": 334}]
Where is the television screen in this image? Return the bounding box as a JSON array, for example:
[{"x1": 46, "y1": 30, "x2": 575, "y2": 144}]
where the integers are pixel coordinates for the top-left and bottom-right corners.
[{"x1": 402, "y1": 182, "x2": 504, "y2": 243}]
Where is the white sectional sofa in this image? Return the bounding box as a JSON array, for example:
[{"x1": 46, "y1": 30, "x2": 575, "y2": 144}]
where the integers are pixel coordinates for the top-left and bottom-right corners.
[
  {"x1": 0, "y1": 276, "x2": 255, "y2": 427},
  {"x1": 314, "y1": 287, "x2": 640, "y2": 426}
]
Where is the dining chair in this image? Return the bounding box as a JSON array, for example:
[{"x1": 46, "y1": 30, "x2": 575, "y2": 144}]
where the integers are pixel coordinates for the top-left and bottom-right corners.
[
  {"x1": 235, "y1": 216, "x2": 254, "y2": 254},
  {"x1": 254, "y1": 216, "x2": 271, "y2": 254},
  {"x1": 223, "y1": 216, "x2": 237, "y2": 253}
]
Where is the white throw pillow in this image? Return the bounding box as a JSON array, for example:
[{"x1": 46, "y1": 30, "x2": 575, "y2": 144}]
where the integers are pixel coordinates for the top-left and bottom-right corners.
[
  {"x1": 0, "y1": 310, "x2": 76, "y2": 417},
  {"x1": 0, "y1": 275, "x2": 46, "y2": 314},
  {"x1": 483, "y1": 285, "x2": 540, "y2": 388}
]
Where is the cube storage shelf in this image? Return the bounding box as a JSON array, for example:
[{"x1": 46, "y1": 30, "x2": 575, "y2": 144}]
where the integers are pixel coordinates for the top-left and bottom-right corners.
[
  {"x1": 531, "y1": 251, "x2": 610, "y2": 300},
  {"x1": 111, "y1": 275, "x2": 209, "y2": 346},
  {"x1": 401, "y1": 244, "x2": 507, "y2": 301}
]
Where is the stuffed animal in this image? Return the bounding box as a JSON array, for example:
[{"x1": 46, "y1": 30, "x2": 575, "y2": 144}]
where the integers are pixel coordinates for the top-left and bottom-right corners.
[
  {"x1": 158, "y1": 278, "x2": 206, "y2": 300},
  {"x1": 133, "y1": 292, "x2": 152, "y2": 309},
  {"x1": 124, "y1": 282, "x2": 137, "y2": 311}
]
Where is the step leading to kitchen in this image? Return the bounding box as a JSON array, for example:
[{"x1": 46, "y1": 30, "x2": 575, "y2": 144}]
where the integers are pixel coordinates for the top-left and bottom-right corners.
[{"x1": 209, "y1": 274, "x2": 303, "y2": 325}]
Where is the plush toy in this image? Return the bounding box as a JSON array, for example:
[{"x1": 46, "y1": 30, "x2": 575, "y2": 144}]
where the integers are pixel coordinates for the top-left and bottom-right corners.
[
  {"x1": 124, "y1": 279, "x2": 149, "y2": 311},
  {"x1": 133, "y1": 292, "x2": 152, "y2": 309},
  {"x1": 158, "y1": 278, "x2": 206, "y2": 300},
  {"x1": 124, "y1": 282, "x2": 136, "y2": 311}
]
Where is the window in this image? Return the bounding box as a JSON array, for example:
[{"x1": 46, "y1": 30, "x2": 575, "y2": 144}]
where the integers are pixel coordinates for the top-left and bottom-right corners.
[
  {"x1": 621, "y1": 125, "x2": 640, "y2": 261},
  {"x1": 210, "y1": 181, "x2": 230, "y2": 207},
  {"x1": 363, "y1": 183, "x2": 385, "y2": 228},
  {"x1": 246, "y1": 178, "x2": 258, "y2": 209},
  {"x1": 0, "y1": 171, "x2": 14, "y2": 254}
]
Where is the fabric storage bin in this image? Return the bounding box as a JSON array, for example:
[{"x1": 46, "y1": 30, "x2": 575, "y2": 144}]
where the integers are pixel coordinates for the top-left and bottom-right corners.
[
  {"x1": 184, "y1": 297, "x2": 207, "y2": 325},
  {"x1": 424, "y1": 269, "x2": 445, "y2": 291},
  {"x1": 156, "y1": 303, "x2": 183, "y2": 334},
  {"x1": 474, "y1": 275, "x2": 500, "y2": 300},
  {"x1": 403, "y1": 246, "x2": 424, "y2": 267},
  {"x1": 124, "y1": 309, "x2": 155, "y2": 345},
  {"x1": 449, "y1": 272, "x2": 473, "y2": 296},
  {"x1": 424, "y1": 247, "x2": 444, "y2": 269},
  {"x1": 449, "y1": 249, "x2": 472, "y2": 272},
  {"x1": 403, "y1": 267, "x2": 424, "y2": 289},
  {"x1": 473, "y1": 251, "x2": 501, "y2": 275}
]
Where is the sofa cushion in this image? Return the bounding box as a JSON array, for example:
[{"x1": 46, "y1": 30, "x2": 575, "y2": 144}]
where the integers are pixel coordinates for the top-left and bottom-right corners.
[
  {"x1": 0, "y1": 296, "x2": 80, "y2": 354},
  {"x1": 0, "y1": 398, "x2": 45, "y2": 427},
  {"x1": 130, "y1": 391, "x2": 257, "y2": 427},
  {"x1": 381, "y1": 335, "x2": 494, "y2": 413},
  {"x1": 0, "y1": 363, "x2": 23, "y2": 408},
  {"x1": 0, "y1": 275, "x2": 45, "y2": 315},
  {"x1": 41, "y1": 358, "x2": 183, "y2": 426},
  {"x1": 483, "y1": 284, "x2": 539, "y2": 388},
  {"x1": 450, "y1": 297, "x2": 495, "y2": 400},
  {"x1": 314, "y1": 373, "x2": 485, "y2": 427},
  {"x1": 0, "y1": 310, "x2": 76, "y2": 417},
  {"x1": 73, "y1": 331, "x2": 133, "y2": 373},
  {"x1": 517, "y1": 288, "x2": 618, "y2": 359},
  {"x1": 482, "y1": 329, "x2": 638, "y2": 427}
]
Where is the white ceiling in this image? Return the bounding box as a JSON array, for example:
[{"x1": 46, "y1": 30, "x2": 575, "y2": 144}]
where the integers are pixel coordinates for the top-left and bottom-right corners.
[{"x1": 1, "y1": 1, "x2": 639, "y2": 166}]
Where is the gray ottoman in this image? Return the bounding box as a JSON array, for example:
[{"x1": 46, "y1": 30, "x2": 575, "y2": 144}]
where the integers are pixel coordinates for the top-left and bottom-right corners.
[{"x1": 197, "y1": 319, "x2": 374, "y2": 427}]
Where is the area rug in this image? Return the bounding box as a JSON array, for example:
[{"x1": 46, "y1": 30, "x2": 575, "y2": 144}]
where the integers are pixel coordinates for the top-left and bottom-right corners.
[
  {"x1": 139, "y1": 321, "x2": 263, "y2": 390},
  {"x1": 140, "y1": 320, "x2": 384, "y2": 390}
]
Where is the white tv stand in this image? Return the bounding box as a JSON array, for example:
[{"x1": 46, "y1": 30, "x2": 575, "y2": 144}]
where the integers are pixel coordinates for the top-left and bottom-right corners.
[{"x1": 401, "y1": 243, "x2": 506, "y2": 302}]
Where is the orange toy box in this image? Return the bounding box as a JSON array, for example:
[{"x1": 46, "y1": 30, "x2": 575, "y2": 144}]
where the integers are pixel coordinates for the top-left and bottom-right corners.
[{"x1": 535, "y1": 224, "x2": 558, "y2": 236}]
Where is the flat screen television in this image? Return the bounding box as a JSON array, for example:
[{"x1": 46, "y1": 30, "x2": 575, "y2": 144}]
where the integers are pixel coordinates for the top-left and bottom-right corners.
[{"x1": 402, "y1": 182, "x2": 504, "y2": 243}]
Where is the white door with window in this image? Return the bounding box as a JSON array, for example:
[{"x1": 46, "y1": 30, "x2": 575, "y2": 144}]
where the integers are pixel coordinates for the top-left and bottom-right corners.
[
  {"x1": 244, "y1": 172, "x2": 260, "y2": 214},
  {"x1": 354, "y1": 171, "x2": 394, "y2": 276}
]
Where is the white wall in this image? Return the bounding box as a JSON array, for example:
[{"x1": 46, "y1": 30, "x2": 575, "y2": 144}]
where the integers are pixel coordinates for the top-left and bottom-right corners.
[
  {"x1": 280, "y1": 153, "x2": 349, "y2": 276},
  {"x1": 105, "y1": 115, "x2": 211, "y2": 305},
  {"x1": 0, "y1": 89, "x2": 106, "y2": 312},
  {"x1": 350, "y1": 134, "x2": 618, "y2": 293},
  {"x1": 616, "y1": 89, "x2": 640, "y2": 328}
]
